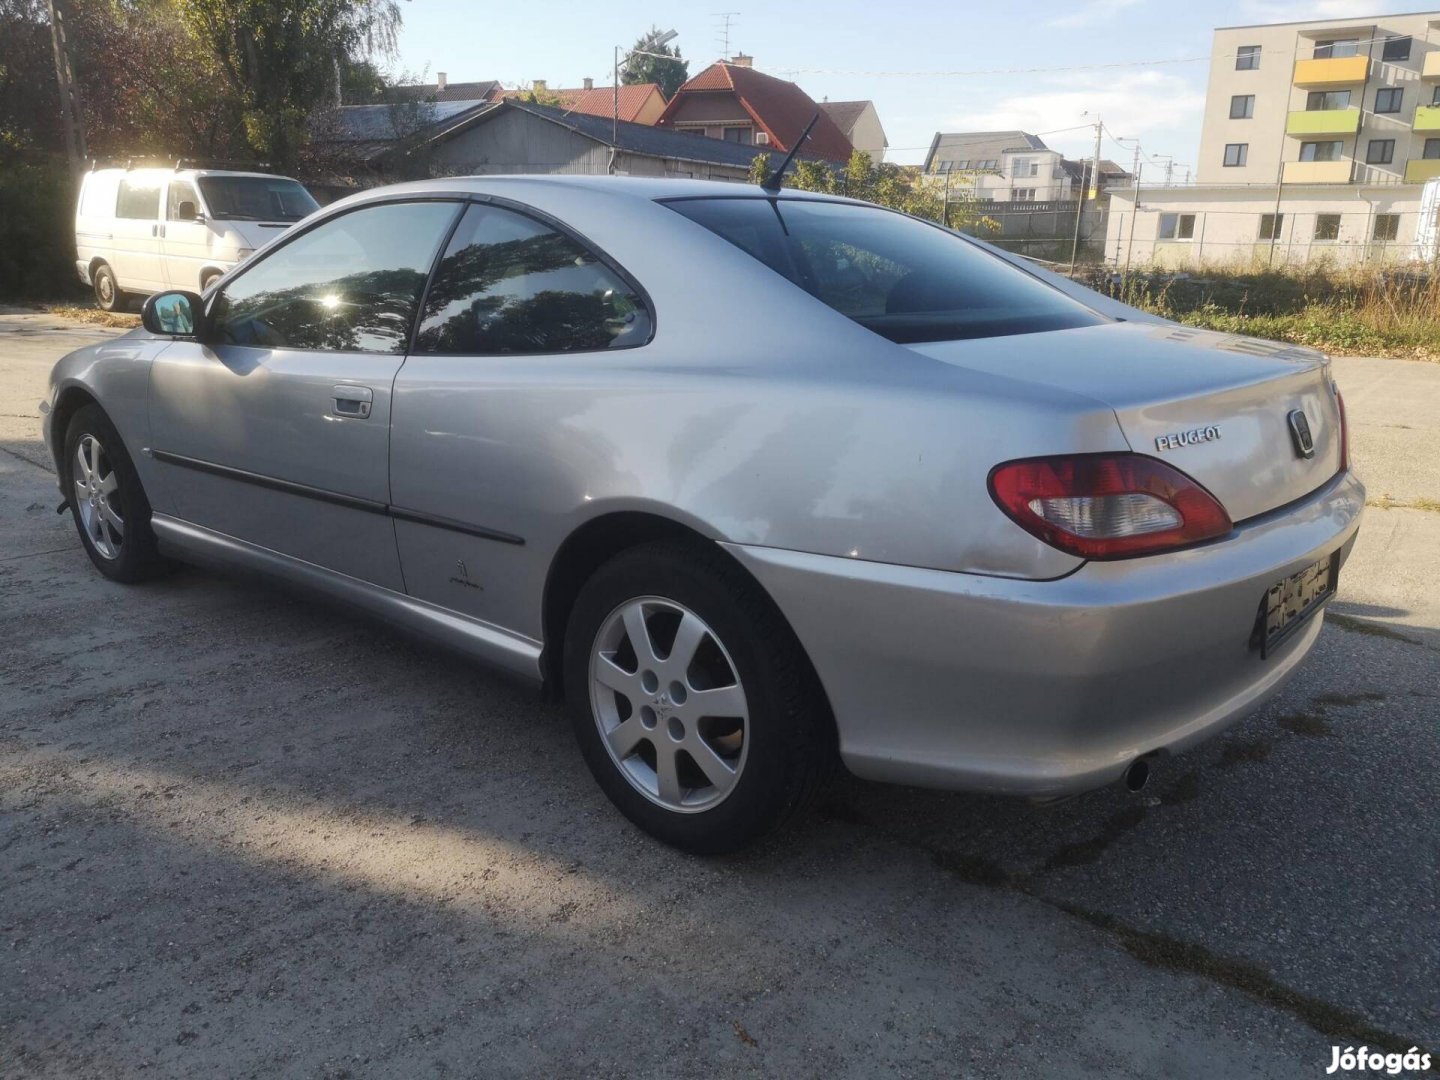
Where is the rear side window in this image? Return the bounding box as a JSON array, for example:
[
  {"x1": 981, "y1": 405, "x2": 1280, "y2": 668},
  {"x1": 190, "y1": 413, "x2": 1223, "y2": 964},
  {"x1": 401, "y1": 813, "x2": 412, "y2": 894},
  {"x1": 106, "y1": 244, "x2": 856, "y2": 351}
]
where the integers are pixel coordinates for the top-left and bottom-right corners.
[
  {"x1": 211, "y1": 201, "x2": 459, "y2": 354},
  {"x1": 116, "y1": 178, "x2": 162, "y2": 220},
  {"x1": 414, "y1": 203, "x2": 651, "y2": 354},
  {"x1": 665, "y1": 197, "x2": 1100, "y2": 344},
  {"x1": 79, "y1": 174, "x2": 119, "y2": 218}
]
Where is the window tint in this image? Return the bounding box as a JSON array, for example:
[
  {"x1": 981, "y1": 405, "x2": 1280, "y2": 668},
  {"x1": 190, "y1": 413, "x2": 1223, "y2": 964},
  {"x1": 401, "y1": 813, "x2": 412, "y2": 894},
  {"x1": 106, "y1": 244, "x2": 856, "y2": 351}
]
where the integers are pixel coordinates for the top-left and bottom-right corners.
[
  {"x1": 1223, "y1": 143, "x2": 1248, "y2": 167},
  {"x1": 116, "y1": 178, "x2": 161, "y2": 220},
  {"x1": 1372, "y1": 214, "x2": 1399, "y2": 241},
  {"x1": 1382, "y1": 36, "x2": 1411, "y2": 61},
  {"x1": 1258, "y1": 213, "x2": 1284, "y2": 241},
  {"x1": 1236, "y1": 45, "x2": 1260, "y2": 70},
  {"x1": 1375, "y1": 88, "x2": 1402, "y2": 114},
  {"x1": 1314, "y1": 214, "x2": 1341, "y2": 241},
  {"x1": 414, "y1": 204, "x2": 652, "y2": 355},
  {"x1": 211, "y1": 201, "x2": 458, "y2": 354},
  {"x1": 1230, "y1": 94, "x2": 1255, "y2": 119},
  {"x1": 1366, "y1": 138, "x2": 1395, "y2": 165},
  {"x1": 166, "y1": 182, "x2": 199, "y2": 221},
  {"x1": 666, "y1": 197, "x2": 1101, "y2": 344}
]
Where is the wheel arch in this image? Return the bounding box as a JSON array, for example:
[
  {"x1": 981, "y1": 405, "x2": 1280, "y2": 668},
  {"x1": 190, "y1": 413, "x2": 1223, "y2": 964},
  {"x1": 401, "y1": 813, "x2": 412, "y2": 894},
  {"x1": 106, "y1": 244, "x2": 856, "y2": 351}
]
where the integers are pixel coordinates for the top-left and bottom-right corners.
[
  {"x1": 539, "y1": 510, "x2": 834, "y2": 739},
  {"x1": 49, "y1": 384, "x2": 101, "y2": 474}
]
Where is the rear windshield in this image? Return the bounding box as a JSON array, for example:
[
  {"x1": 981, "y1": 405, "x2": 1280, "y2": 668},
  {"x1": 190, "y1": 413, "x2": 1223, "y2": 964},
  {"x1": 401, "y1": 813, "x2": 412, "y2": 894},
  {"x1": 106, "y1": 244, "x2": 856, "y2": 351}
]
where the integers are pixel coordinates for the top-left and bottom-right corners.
[
  {"x1": 664, "y1": 197, "x2": 1102, "y2": 344},
  {"x1": 197, "y1": 176, "x2": 319, "y2": 222}
]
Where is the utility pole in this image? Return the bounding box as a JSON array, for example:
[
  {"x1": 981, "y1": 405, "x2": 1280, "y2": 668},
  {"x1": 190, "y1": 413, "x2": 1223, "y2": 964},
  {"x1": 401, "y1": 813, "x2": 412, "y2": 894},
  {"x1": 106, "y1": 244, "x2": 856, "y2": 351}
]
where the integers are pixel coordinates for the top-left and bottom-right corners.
[
  {"x1": 46, "y1": 0, "x2": 88, "y2": 182},
  {"x1": 1070, "y1": 117, "x2": 1101, "y2": 274}
]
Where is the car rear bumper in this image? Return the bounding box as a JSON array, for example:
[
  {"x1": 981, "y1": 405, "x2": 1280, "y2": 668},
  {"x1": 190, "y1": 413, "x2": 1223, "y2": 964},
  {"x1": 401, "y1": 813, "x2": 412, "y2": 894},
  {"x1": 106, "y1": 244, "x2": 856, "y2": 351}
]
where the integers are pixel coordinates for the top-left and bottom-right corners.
[{"x1": 723, "y1": 469, "x2": 1365, "y2": 797}]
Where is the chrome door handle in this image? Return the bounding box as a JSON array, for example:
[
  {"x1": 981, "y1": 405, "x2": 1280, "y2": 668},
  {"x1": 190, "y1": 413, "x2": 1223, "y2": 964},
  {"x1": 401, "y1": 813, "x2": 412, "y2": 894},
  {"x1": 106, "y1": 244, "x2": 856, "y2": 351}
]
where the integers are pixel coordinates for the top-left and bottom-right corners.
[{"x1": 331, "y1": 385, "x2": 373, "y2": 419}]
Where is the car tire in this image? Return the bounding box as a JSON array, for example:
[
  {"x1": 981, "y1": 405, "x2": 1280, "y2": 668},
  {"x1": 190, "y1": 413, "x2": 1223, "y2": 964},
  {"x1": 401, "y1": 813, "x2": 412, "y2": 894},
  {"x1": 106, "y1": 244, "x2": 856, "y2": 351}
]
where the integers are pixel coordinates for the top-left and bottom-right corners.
[
  {"x1": 63, "y1": 403, "x2": 168, "y2": 583},
  {"x1": 564, "y1": 540, "x2": 832, "y2": 854},
  {"x1": 92, "y1": 263, "x2": 126, "y2": 312}
]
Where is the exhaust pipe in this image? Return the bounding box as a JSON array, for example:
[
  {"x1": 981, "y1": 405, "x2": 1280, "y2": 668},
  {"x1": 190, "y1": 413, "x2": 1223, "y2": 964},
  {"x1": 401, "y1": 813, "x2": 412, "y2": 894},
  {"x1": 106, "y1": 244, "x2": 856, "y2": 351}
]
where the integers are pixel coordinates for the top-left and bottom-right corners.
[{"x1": 1123, "y1": 758, "x2": 1151, "y2": 792}]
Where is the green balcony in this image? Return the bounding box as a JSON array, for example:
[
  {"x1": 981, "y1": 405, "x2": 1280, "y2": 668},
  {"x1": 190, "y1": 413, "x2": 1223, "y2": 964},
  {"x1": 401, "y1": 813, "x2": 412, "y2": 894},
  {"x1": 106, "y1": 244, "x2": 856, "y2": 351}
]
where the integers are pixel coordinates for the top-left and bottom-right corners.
[
  {"x1": 1415, "y1": 105, "x2": 1440, "y2": 132},
  {"x1": 1286, "y1": 108, "x2": 1361, "y2": 136}
]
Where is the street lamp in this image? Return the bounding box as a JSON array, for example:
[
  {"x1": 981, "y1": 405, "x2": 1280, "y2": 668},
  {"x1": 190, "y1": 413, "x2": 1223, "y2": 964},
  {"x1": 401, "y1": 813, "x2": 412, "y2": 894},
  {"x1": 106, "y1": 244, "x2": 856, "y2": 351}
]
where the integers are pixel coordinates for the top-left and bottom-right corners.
[{"x1": 612, "y1": 28, "x2": 678, "y2": 169}]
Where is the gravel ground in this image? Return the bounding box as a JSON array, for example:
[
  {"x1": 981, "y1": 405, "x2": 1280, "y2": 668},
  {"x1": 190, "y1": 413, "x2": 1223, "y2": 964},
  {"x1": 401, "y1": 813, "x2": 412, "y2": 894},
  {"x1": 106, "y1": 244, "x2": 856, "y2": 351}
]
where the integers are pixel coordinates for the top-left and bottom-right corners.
[{"x1": 1, "y1": 316, "x2": 1436, "y2": 1078}]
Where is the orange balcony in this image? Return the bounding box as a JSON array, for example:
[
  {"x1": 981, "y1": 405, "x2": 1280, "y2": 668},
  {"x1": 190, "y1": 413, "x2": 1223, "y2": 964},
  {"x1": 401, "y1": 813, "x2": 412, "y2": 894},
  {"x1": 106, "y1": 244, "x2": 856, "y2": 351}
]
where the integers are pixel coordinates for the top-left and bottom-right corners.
[{"x1": 1292, "y1": 55, "x2": 1369, "y2": 88}]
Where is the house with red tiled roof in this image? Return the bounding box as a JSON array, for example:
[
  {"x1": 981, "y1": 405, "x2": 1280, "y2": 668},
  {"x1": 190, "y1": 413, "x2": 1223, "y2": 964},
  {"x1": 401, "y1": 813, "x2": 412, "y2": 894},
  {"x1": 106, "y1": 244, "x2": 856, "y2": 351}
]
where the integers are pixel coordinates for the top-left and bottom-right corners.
[
  {"x1": 654, "y1": 56, "x2": 854, "y2": 163},
  {"x1": 492, "y1": 79, "x2": 667, "y2": 125}
]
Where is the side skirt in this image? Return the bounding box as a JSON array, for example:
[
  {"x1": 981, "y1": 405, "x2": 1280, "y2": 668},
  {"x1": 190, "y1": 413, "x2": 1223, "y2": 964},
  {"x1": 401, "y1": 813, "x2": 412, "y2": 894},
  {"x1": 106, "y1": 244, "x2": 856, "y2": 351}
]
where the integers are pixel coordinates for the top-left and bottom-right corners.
[{"x1": 150, "y1": 514, "x2": 543, "y2": 682}]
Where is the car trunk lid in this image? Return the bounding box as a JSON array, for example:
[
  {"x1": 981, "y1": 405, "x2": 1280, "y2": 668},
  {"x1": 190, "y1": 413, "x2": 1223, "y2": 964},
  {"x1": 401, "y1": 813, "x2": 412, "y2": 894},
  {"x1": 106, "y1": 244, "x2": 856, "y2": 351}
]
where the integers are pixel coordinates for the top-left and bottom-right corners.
[{"x1": 907, "y1": 321, "x2": 1344, "y2": 522}]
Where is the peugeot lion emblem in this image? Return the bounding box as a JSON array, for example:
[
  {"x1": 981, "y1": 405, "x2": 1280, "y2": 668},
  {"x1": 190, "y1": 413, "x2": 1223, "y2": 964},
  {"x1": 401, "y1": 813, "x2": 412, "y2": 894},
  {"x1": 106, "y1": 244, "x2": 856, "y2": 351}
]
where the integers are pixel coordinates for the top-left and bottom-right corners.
[{"x1": 1287, "y1": 409, "x2": 1315, "y2": 459}]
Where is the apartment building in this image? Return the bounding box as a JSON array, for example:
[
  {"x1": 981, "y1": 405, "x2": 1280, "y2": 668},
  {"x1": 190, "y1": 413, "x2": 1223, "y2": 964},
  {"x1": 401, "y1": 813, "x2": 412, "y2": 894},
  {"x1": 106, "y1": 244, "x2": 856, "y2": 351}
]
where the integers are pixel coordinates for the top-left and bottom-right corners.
[
  {"x1": 1197, "y1": 11, "x2": 1440, "y2": 186},
  {"x1": 923, "y1": 132, "x2": 1074, "y2": 201}
]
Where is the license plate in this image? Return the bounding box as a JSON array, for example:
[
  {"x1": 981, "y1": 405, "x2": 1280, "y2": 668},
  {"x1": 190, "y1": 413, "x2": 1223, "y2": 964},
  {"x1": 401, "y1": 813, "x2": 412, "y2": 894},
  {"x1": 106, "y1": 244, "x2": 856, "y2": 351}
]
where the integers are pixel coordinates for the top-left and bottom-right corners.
[{"x1": 1255, "y1": 552, "x2": 1338, "y2": 657}]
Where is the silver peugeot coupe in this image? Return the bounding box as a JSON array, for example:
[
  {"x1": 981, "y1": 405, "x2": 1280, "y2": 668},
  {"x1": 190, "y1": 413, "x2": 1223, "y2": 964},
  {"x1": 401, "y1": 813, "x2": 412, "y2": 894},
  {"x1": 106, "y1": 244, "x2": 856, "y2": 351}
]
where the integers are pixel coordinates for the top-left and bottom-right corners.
[{"x1": 43, "y1": 176, "x2": 1362, "y2": 852}]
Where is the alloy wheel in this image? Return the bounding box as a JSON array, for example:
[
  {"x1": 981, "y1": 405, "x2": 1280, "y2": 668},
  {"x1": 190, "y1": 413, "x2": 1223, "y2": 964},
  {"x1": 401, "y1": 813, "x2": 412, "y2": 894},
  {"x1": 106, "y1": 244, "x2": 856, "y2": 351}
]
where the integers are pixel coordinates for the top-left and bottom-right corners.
[
  {"x1": 73, "y1": 434, "x2": 124, "y2": 560},
  {"x1": 588, "y1": 596, "x2": 749, "y2": 813}
]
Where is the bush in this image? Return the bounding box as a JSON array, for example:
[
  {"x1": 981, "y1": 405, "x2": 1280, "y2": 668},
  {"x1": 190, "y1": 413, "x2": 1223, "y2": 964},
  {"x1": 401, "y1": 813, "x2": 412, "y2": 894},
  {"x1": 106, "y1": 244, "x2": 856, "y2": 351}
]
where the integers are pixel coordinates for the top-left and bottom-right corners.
[{"x1": 0, "y1": 158, "x2": 83, "y2": 300}]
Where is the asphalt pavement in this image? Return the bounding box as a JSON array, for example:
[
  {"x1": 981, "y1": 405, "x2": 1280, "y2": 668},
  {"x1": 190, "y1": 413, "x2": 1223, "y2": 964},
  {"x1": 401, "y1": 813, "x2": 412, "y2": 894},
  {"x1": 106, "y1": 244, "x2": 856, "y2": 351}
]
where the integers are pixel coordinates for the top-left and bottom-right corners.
[{"x1": 1, "y1": 314, "x2": 1436, "y2": 1078}]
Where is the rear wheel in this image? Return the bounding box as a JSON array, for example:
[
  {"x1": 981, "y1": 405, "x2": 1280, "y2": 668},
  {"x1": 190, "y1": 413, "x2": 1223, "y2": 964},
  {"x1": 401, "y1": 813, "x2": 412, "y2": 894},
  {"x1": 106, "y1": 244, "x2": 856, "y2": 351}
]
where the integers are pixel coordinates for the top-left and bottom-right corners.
[
  {"x1": 564, "y1": 540, "x2": 831, "y2": 854},
  {"x1": 92, "y1": 263, "x2": 126, "y2": 312},
  {"x1": 63, "y1": 404, "x2": 167, "y2": 583}
]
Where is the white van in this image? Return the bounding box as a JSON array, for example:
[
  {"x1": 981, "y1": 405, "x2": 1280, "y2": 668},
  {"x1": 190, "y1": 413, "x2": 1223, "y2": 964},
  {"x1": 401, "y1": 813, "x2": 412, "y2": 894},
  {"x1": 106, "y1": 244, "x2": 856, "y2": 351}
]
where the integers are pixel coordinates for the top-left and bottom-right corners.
[{"x1": 75, "y1": 165, "x2": 320, "y2": 310}]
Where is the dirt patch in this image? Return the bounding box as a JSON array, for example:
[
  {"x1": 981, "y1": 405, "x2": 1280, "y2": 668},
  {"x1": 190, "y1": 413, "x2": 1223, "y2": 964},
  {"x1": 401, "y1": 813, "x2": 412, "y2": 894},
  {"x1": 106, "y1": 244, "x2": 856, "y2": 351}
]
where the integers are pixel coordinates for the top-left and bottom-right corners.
[{"x1": 44, "y1": 304, "x2": 141, "y2": 329}]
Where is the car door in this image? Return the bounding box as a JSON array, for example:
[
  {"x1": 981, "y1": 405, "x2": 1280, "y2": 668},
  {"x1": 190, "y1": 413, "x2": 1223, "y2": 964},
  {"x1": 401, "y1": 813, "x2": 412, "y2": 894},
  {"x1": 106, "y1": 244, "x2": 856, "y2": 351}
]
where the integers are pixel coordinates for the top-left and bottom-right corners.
[
  {"x1": 148, "y1": 198, "x2": 464, "y2": 590},
  {"x1": 389, "y1": 201, "x2": 653, "y2": 637},
  {"x1": 160, "y1": 178, "x2": 211, "y2": 291},
  {"x1": 111, "y1": 174, "x2": 167, "y2": 292}
]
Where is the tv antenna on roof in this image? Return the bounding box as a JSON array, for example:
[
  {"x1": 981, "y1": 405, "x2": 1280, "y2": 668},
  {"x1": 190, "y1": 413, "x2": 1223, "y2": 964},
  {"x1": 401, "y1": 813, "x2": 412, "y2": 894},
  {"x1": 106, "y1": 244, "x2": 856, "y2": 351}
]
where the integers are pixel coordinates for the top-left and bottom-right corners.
[{"x1": 713, "y1": 12, "x2": 739, "y2": 57}]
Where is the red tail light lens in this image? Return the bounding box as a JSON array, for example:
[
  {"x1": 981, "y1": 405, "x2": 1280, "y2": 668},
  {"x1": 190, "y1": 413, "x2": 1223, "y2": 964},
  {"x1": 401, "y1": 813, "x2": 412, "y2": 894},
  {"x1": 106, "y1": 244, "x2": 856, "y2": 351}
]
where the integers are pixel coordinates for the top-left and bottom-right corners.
[
  {"x1": 1335, "y1": 389, "x2": 1349, "y2": 472},
  {"x1": 989, "y1": 453, "x2": 1233, "y2": 560}
]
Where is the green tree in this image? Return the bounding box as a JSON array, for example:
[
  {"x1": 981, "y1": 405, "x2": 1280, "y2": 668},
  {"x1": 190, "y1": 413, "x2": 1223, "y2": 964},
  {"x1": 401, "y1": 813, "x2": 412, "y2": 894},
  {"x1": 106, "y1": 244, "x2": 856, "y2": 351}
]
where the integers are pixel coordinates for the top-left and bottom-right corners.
[
  {"x1": 622, "y1": 27, "x2": 687, "y2": 98},
  {"x1": 174, "y1": 0, "x2": 402, "y2": 167}
]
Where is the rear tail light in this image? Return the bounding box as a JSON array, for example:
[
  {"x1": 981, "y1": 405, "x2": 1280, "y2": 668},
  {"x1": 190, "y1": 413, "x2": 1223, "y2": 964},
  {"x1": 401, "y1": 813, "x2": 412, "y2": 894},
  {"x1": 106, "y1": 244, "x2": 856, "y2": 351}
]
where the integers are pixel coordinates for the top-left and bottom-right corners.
[
  {"x1": 1335, "y1": 388, "x2": 1349, "y2": 472},
  {"x1": 988, "y1": 453, "x2": 1233, "y2": 560}
]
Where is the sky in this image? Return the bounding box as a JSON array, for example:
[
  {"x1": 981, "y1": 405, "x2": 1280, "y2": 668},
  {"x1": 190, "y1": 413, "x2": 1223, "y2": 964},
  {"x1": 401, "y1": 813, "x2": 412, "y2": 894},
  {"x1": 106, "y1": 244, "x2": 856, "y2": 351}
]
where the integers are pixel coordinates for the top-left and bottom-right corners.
[{"x1": 392, "y1": 0, "x2": 1432, "y2": 177}]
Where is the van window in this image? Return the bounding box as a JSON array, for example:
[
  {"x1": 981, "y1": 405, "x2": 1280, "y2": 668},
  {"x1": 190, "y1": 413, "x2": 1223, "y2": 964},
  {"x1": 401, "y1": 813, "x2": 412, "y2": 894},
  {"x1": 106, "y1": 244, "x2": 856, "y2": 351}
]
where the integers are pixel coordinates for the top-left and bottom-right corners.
[
  {"x1": 116, "y1": 178, "x2": 162, "y2": 220},
  {"x1": 167, "y1": 182, "x2": 201, "y2": 221},
  {"x1": 79, "y1": 175, "x2": 119, "y2": 218},
  {"x1": 197, "y1": 176, "x2": 318, "y2": 222}
]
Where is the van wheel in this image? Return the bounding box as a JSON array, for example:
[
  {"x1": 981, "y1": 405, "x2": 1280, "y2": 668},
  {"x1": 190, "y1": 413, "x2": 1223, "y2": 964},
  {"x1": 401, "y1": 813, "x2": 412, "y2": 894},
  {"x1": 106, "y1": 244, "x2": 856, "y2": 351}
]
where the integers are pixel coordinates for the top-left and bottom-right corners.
[
  {"x1": 564, "y1": 540, "x2": 833, "y2": 854},
  {"x1": 200, "y1": 270, "x2": 223, "y2": 292},
  {"x1": 92, "y1": 263, "x2": 125, "y2": 312}
]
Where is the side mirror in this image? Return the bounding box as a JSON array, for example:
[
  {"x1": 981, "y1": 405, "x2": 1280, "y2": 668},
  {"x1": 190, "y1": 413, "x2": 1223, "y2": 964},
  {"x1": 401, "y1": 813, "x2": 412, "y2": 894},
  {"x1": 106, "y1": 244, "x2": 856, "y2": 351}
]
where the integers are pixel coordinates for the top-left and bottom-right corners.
[
  {"x1": 141, "y1": 290, "x2": 205, "y2": 338},
  {"x1": 176, "y1": 200, "x2": 199, "y2": 222}
]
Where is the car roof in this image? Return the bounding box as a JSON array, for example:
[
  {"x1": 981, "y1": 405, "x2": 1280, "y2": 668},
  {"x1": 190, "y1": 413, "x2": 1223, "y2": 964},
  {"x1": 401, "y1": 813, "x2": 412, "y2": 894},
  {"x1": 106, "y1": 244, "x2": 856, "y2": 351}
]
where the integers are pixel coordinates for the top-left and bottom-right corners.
[{"x1": 339, "y1": 174, "x2": 855, "y2": 204}]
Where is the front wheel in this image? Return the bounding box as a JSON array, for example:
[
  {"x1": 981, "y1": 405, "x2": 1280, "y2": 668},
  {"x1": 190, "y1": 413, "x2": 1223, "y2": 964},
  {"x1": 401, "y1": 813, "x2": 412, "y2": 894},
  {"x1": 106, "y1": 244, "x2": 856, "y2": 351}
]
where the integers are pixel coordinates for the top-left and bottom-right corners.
[
  {"x1": 564, "y1": 541, "x2": 832, "y2": 854},
  {"x1": 63, "y1": 403, "x2": 168, "y2": 582}
]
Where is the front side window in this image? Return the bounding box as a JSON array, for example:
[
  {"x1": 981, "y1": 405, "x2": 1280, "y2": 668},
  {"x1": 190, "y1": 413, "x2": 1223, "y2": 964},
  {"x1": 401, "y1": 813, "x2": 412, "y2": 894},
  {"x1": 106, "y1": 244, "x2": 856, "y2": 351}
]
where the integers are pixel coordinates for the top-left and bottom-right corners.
[
  {"x1": 1258, "y1": 213, "x2": 1284, "y2": 241},
  {"x1": 1236, "y1": 45, "x2": 1260, "y2": 70},
  {"x1": 1314, "y1": 39, "x2": 1358, "y2": 59},
  {"x1": 665, "y1": 197, "x2": 1102, "y2": 344},
  {"x1": 1314, "y1": 214, "x2": 1341, "y2": 241},
  {"x1": 196, "y1": 176, "x2": 319, "y2": 222},
  {"x1": 1300, "y1": 140, "x2": 1345, "y2": 162},
  {"x1": 211, "y1": 200, "x2": 459, "y2": 354},
  {"x1": 415, "y1": 203, "x2": 651, "y2": 355},
  {"x1": 1230, "y1": 94, "x2": 1255, "y2": 119},
  {"x1": 166, "y1": 182, "x2": 200, "y2": 221},
  {"x1": 1375, "y1": 88, "x2": 1403, "y2": 114},
  {"x1": 1382, "y1": 36, "x2": 1411, "y2": 62},
  {"x1": 1158, "y1": 213, "x2": 1196, "y2": 240},
  {"x1": 1366, "y1": 138, "x2": 1396, "y2": 165},
  {"x1": 1223, "y1": 143, "x2": 1248, "y2": 167},
  {"x1": 116, "y1": 178, "x2": 161, "y2": 220},
  {"x1": 1307, "y1": 90, "x2": 1351, "y2": 111},
  {"x1": 1372, "y1": 214, "x2": 1399, "y2": 241}
]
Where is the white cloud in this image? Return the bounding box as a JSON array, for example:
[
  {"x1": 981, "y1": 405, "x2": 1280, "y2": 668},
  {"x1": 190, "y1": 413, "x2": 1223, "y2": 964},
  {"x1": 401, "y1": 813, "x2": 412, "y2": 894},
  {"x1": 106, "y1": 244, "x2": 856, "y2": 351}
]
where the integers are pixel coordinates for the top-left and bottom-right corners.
[
  {"x1": 950, "y1": 70, "x2": 1206, "y2": 167},
  {"x1": 1239, "y1": 0, "x2": 1391, "y2": 21},
  {"x1": 1044, "y1": 0, "x2": 1147, "y2": 29}
]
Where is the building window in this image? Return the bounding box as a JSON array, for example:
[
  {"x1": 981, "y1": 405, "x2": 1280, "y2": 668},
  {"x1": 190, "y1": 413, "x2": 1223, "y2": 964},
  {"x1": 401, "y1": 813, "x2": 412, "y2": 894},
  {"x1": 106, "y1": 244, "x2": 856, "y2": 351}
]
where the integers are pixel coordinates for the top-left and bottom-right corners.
[
  {"x1": 935, "y1": 160, "x2": 953, "y2": 173},
  {"x1": 1372, "y1": 213, "x2": 1400, "y2": 241},
  {"x1": 1381, "y1": 36, "x2": 1411, "y2": 62},
  {"x1": 1158, "y1": 213, "x2": 1196, "y2": 240},
  {"x1": 1011, "y1": 158, "x2": 1039, "y2": 178},
  {"x1": 1306, "y1": 90, "x2": 1351, "y2": 111},
  {"x1": 1313, "y1": 39, "x2": 1359, "y2": 59},
  {"x1": 1258, "y1": 213, "x2": 1284, "y2": 241},
  {"x1": 1299, "y1": 140, "x2": 1345, "y2": 162},
  {"x1": 1223, "y1": 143, "x2": 1248, "y2": 167},
  {"x1": 722, "y1": 126, "x2": 753, "y2": 144},
  {"x1": 1432, "y1": 86, "x2": 1440, "y2": 106},
  {"x1": 1235, "y1": 45, "x2": 1260, "y2": 70},
  {"x1": 1366, "y1": 138, "x2": 1395, "y2": 165},
  {"x1": 1230, "y1": 94, "x2": 1255, "y2": 119},
  {"x1": 1314, "y1": 214, "x2": 1341, "y2": 241},
  {"x1": 954, "y1": 159, "x2": 970, "y2": 169},
  {"x1": 1424, "y1": 138, "x2": 1440, "y2": 160},
  {"x1": 976, "y1": 159, "x2": 997, "y2": 170},
  {"x1": 1375, "y1": 88, "x2": 1403, "y2": 114},
  {"x1": 1012, "y1": 188, "x2": 1036, "y2": 201}
]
